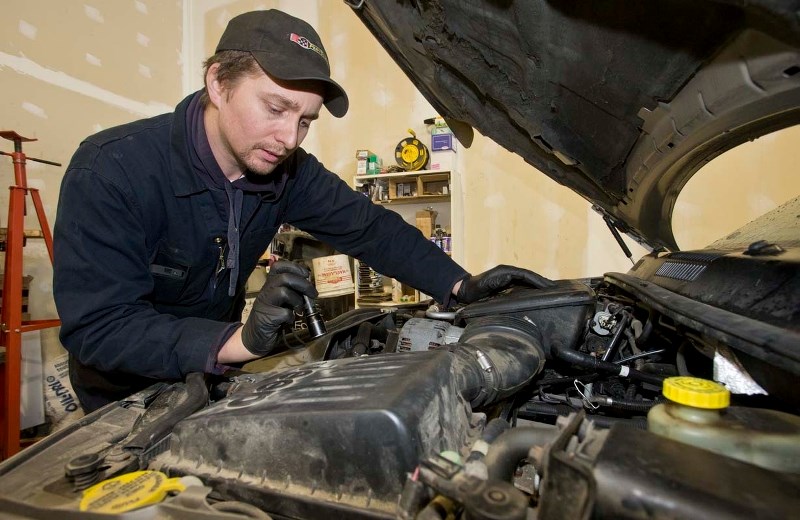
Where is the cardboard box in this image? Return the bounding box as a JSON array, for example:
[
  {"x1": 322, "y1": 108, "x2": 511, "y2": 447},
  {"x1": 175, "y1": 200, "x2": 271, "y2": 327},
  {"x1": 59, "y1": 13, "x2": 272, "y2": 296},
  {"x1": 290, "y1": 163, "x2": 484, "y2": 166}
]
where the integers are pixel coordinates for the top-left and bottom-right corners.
[
  {"x1": 356, "y1": 149, "x2": 377, "y2": 175},
  {"x1": 415, "y1": 208, "x2": 438, "y2": 237}
]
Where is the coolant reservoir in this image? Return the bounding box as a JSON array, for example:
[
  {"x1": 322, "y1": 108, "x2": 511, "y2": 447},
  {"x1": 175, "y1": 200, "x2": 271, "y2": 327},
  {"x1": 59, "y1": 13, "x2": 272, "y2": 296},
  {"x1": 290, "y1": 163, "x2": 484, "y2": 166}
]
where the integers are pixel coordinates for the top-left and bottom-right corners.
[{"x1": 647, "y1": 376, "x2": 800, "y2": 474}]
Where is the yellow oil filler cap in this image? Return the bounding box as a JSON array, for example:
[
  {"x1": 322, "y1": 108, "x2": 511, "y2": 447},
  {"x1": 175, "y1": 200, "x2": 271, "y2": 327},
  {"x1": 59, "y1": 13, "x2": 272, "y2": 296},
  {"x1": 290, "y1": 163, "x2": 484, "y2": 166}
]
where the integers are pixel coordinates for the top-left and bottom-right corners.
[
  {"x1": 80, "y1": 470, "x2": 186, "y2": 513},
  {"x1": 662, "y1": 376, "x2": 730, "y2": 409}
]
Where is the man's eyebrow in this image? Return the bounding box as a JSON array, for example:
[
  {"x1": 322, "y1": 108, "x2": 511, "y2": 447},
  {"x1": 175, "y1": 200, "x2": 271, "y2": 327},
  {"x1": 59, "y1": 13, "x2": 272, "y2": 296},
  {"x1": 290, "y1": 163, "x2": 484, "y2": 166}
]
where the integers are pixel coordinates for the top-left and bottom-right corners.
[{"x1": 265, "y1": 93, "x2": 319, "y2": 120}]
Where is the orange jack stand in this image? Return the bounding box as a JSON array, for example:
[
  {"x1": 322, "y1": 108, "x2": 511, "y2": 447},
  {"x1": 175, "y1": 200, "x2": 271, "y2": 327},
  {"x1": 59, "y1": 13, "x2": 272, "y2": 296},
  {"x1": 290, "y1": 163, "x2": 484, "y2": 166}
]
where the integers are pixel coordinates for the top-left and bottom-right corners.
[{"x1": 0, "y1": 131, "x2": 61, "y2": 461}]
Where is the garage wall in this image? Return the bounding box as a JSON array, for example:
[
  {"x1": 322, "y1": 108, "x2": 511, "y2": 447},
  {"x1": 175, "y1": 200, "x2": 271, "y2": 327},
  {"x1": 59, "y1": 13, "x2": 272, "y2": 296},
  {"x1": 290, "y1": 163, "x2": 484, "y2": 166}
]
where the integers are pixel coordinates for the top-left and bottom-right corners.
[
  {"x1": 2, "y1": 0, "x2": 799, "y2": 332},
  {"x1": 0, "y1": 1, "x2": 183, "y2": 359}
]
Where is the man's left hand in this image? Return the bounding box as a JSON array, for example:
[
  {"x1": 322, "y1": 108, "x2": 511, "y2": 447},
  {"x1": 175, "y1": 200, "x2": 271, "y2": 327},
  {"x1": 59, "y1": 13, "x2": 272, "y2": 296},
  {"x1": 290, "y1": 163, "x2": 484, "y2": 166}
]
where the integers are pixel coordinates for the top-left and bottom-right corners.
[{"x1": 455, "y1": 265, "x2": 555, "y2": 304}]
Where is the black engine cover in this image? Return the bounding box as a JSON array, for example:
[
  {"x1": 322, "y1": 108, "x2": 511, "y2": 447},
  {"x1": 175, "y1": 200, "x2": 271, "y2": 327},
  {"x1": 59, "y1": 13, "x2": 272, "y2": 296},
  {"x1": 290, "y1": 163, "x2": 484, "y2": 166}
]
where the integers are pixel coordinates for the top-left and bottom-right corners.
[{"x1": 157, "y1": 351, "x2": 472, "y2": 512}]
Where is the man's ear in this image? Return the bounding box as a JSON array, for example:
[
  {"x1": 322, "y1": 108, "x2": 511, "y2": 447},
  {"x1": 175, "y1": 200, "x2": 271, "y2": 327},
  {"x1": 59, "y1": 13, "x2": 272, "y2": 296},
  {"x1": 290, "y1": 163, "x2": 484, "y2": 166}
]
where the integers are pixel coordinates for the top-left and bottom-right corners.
[{"x1": 205, "y1": 63, "x2": 224, "y2": 108}]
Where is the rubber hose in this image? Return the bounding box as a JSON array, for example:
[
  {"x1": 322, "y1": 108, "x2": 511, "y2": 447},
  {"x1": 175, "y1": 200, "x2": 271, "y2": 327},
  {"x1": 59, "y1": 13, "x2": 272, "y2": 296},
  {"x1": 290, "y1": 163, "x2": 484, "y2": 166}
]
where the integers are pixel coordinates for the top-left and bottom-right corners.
[
  {"x1": 350, "y1": 321, "x2": 374, "y2": 356},
  {"x1": 466, "y1": 418, "x2": 512, "y2": 463},
  {"x1": 551, "y1": 343, "x2": 664, "y2": 387},
  {"x1": 602, "y1": 313, "x2": 630, "y2": 362},
  {"x1": 484, "y1": 425, "x2": 558, "y2": 482},
  {"x1": 467, "y1": 418, "x2": 511, "y2": 462},
  {"x1": 638, "y1": 315, "x2": 654, "y2": 344},
  {"x1": 593, "y1": 397, "x2": 660, "y2": 413},
  {"x1": 483, "y1": 418, "x2": 512, "y2": 443}
]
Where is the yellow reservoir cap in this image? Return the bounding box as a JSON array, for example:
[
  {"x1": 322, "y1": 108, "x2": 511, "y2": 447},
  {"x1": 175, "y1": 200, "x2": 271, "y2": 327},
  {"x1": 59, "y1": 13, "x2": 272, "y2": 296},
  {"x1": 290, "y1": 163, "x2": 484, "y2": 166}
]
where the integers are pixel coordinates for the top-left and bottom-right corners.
[
  {"x1": 80, "y1": 470, "x2": 186, "y2": 513},
  {"x1": 662, "y1": 376, "x2": 730, "y2": 409}
]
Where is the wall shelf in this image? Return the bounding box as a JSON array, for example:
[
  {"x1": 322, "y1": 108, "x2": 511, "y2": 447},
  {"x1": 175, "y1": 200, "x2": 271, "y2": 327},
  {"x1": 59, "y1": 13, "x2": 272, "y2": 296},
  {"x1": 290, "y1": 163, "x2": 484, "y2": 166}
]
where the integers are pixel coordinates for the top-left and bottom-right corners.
[
  {"x1": 375, "y1": 195, "x2": 450, "y2": 205},
  {"x1": 355, "y1": 170, "x2": 452, "y2": 204},
  {"x1": 354, "y1": 169, "x2": 450, "y2": 181},
  {"x1": 352, "y1": 169, "x2": 457, "y2": 308}
]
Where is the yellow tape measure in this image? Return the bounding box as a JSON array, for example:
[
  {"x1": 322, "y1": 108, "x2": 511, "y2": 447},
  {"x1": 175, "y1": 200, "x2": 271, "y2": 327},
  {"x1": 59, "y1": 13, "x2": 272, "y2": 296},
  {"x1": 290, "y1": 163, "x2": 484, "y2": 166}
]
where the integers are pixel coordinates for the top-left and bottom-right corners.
[{"x1": 80, "y1": 470, "x2": 186, "y2": 513}]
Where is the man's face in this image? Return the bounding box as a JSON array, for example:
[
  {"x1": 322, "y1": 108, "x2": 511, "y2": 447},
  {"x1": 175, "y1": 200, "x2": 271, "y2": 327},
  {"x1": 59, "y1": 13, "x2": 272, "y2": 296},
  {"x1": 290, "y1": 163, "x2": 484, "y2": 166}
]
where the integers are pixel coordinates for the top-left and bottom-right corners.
[{"x1": 208, "y1": 65, "x2": 324, "y2": 177}]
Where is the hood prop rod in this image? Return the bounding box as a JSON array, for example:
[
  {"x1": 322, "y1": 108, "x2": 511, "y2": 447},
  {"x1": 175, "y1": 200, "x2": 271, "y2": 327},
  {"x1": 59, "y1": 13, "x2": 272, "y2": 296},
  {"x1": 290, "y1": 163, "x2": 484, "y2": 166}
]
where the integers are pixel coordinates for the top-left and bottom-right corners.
[{"x1": 603, "y1": 216, "x2": 634, "y2": 265}]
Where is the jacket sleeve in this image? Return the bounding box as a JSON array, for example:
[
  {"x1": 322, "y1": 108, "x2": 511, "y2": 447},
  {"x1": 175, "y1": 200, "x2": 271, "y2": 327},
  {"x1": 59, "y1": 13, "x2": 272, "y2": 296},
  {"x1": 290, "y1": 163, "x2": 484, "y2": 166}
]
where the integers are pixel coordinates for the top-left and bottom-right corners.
[
  {"x1": 282, "y1": 153, "x2": 468, "y2": 303},
  {"x1": 53, "y1": 153, "x2": 237, "y2": 380}
]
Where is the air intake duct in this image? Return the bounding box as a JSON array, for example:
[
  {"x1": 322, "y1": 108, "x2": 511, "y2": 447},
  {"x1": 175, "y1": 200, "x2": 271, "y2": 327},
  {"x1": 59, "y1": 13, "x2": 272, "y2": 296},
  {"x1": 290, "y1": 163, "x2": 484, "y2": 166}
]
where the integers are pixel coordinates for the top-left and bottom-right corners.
[{"x1": 450, "y1": 316, "x2": 546, "y2": 408}]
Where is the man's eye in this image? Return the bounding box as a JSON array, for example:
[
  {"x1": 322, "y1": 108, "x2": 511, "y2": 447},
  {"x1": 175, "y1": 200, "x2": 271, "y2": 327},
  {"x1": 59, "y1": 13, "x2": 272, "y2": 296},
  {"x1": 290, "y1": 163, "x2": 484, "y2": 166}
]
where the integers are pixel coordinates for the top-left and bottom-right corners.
[
  {"x1": 300, "y1": 120, "x2": 312, "y2": 129},
  {"x1": 268, "y1": 105, "x2": 283, "y2": 115}
]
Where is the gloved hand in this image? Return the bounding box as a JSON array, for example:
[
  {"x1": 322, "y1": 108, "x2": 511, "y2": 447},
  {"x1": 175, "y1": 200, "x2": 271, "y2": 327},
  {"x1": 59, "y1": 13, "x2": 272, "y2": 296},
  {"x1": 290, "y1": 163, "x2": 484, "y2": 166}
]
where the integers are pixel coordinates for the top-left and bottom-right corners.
[
  {"x1": 456, "y1": 264, "x2": 555, "y2": 304},
  {"x1": 241, "y1": 260, "x2": 317, "y2": 356}
]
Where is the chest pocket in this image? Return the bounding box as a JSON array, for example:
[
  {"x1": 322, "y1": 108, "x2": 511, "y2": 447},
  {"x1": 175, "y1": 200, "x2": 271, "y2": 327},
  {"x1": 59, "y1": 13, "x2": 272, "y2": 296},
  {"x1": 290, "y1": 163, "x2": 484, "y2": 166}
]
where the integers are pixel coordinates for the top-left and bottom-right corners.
[{"x1": 149, "y1": 239, "x2": 211, "y2": 305}]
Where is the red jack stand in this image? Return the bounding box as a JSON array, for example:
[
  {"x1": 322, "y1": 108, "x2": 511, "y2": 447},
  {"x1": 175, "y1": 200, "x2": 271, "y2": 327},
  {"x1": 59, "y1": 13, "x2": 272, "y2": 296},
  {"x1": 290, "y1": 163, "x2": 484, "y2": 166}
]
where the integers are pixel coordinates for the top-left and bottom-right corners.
[{"x1": 0, "y1": 131, "x2": 61, "y2": 460}]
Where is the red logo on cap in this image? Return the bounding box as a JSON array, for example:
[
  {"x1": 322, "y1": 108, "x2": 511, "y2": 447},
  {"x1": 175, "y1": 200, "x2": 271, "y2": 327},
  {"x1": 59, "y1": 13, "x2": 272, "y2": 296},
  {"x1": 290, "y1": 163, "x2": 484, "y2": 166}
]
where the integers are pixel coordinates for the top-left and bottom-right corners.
[{"x1": 290, "y1": 33, "x2": 328, "y2": 64}]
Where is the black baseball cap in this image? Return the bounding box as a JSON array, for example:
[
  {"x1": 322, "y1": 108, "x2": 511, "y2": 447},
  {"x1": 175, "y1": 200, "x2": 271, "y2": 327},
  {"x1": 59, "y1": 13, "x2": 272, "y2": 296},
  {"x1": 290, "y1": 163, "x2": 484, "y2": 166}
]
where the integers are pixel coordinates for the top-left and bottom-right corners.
[{"x1": 216, "y1": 10, "x2": 349, "y2": 118}]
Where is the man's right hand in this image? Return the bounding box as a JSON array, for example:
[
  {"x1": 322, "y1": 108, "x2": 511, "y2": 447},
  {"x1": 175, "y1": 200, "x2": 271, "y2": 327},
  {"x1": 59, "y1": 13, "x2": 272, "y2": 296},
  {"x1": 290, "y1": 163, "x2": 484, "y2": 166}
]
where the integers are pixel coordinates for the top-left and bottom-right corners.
[{"x1": 241, "y1": 260, "x2": 318, "y2": 356}]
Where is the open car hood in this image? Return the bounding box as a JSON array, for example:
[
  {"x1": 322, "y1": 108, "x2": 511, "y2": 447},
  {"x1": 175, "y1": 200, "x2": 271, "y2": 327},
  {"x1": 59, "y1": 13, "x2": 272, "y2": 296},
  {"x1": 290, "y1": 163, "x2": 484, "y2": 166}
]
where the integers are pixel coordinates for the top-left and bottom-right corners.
[{"x1": 349, "y1": 0, "x2": 800, "y2": 251}]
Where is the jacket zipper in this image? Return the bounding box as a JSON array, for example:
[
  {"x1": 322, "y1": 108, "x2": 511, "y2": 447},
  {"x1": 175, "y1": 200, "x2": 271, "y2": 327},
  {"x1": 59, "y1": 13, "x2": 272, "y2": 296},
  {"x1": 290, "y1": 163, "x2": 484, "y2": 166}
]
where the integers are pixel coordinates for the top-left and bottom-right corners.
[{"x1": 212, "y1": 236, "x2": 226, "y2": 290}]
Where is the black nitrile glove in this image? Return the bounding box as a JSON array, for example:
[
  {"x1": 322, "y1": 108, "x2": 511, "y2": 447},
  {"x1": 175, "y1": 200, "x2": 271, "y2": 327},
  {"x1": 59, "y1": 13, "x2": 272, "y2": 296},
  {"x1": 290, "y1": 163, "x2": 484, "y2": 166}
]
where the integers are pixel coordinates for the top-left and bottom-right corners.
[
  {"x1": 456, "y1": 264, "x2": 556, "y2": 304},
  {"x1": 241, "y1": 260, "x2": 318, "y2": 356}
]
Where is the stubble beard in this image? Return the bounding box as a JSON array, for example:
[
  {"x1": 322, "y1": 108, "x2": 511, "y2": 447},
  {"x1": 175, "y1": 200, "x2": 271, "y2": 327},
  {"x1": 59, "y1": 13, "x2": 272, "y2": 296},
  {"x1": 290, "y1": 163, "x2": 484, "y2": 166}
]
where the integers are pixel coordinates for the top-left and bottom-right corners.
[{"x1": 237, "y1": 146, "x2": 283, "y2": 177}]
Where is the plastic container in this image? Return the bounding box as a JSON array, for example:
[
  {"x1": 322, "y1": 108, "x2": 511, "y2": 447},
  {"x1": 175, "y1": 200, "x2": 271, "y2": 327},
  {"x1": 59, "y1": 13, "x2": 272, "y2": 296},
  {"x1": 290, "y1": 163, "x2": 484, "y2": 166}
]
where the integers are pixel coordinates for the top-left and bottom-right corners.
[{"x1": 648, "y1": 377, "x2": 800, "y2": 473}]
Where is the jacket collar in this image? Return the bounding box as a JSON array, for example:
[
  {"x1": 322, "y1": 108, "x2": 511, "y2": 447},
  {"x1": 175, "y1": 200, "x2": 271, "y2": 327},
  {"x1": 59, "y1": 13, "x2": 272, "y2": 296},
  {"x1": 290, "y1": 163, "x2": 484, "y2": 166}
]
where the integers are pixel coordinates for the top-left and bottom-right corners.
[
  {"x1": 169, "y1": 91, "x2": 291, "y2": 200},
  {"x1": 170, "y1": 92, "x2": 207, "y2": 197}
]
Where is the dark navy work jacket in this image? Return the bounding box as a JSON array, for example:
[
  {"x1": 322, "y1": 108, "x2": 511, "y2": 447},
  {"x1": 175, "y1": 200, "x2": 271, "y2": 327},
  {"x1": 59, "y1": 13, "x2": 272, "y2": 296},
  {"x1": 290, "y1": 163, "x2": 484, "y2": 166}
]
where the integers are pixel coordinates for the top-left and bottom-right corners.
[{"x1": 53, "y1": 92, "x2": 467, "y2": 410}]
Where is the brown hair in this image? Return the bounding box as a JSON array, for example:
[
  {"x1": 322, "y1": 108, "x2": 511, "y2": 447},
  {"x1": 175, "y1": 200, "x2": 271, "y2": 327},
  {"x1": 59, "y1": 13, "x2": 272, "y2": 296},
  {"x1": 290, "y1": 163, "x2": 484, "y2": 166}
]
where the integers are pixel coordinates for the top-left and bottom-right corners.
[{"x1": 199, "y1": 50, "x2": 262, "y2": 107}]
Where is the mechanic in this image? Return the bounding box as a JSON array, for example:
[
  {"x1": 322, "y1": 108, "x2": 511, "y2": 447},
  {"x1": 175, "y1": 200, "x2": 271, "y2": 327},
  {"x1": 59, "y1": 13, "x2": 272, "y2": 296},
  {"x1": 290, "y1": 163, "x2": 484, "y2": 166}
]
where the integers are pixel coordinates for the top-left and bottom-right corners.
[{"x1": 53, "y1": 9, "x2": 554, "y2": 413}]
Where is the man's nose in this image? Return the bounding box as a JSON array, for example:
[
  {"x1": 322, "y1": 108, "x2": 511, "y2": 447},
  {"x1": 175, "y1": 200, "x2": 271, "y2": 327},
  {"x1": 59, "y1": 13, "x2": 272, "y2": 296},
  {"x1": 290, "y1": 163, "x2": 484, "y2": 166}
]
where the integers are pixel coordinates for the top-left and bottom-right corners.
[{"x1": 275, "y1": 120, "x2": 299, "y2": 150}]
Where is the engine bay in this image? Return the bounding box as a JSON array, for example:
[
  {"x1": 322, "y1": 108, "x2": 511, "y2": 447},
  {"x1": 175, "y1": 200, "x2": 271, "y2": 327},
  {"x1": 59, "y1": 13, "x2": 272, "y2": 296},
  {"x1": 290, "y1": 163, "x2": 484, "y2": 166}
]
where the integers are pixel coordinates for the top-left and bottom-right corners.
[{"x1": 1, "y1": 241, "x2": 799, "y2": 519}]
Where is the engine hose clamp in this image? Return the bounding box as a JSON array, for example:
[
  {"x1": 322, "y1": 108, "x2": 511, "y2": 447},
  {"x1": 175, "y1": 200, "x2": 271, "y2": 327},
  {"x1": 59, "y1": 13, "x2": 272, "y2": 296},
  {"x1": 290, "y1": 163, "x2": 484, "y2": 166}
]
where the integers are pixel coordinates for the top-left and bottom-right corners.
[
  {"x1": 473, "y1": 349, "x2": 497, "y2": 406},
  {"x1": 475, "y1": 349, "x2": 494, "y2": 374}
]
